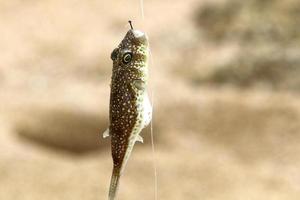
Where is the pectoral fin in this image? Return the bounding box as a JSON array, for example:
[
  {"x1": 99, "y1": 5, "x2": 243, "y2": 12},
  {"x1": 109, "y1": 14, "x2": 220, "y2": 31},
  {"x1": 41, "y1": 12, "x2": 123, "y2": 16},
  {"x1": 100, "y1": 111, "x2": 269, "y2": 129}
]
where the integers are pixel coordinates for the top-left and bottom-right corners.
[
  {"x1": 136, "y1": 135, "x2": 144, "y2": 143},
  {"x1": 132, "y1": 79, "x2": 146, "y2": 90},
  {"x1": 103, "y1": 128, "x2": 110, "y2": 138}
]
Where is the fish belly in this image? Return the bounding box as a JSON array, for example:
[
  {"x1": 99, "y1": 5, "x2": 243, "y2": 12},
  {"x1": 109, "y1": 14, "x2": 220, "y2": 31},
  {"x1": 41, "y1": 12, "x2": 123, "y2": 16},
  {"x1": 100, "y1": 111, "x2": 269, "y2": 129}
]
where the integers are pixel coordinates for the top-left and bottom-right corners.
[
  {"x1": 142, "y1": 92, "x2": 152, "y2": 128},
  {"x1": 119, "y1": 92, "x2": 151, "y2": 173}
]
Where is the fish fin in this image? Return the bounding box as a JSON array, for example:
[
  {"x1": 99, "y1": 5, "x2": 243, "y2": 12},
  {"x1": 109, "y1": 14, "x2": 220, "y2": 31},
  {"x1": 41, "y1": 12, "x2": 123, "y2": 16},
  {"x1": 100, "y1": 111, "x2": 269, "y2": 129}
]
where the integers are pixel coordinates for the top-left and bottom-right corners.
[
  {"x1": 136, "y1": 135, "x2": 144, "y2": 143},
  {"x1": 132, "y1": 79, "x2": 146, "y2": 90},
  {"x1": 108, "y1": 167, "x2": 121, "y2": 200},
  {"x1": 103, "y1": 128, "x2": 110, "y2": 138}
]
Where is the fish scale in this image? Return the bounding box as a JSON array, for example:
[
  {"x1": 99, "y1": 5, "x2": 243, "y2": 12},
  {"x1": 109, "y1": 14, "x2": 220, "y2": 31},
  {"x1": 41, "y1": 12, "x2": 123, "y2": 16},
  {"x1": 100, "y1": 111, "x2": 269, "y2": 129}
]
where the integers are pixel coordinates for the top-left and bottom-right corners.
[{"x1": 103, "y1": 23, "x2": 151, "y2": 200}]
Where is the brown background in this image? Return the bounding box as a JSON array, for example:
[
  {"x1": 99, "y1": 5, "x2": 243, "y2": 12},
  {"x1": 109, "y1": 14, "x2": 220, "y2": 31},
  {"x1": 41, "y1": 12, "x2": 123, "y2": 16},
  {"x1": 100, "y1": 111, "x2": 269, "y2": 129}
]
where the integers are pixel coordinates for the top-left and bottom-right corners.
[{"x1": 0, "y1": 0, "x2": 300, "y2": 199}]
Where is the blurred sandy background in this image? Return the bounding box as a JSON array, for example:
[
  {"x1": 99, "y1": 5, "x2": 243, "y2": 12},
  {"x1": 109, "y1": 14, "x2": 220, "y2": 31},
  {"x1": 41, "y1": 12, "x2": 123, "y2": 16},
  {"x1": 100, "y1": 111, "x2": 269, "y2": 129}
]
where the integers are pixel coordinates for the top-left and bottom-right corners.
[{"x1": 1, "y1": 0, "x2": 300, "y2": 199}]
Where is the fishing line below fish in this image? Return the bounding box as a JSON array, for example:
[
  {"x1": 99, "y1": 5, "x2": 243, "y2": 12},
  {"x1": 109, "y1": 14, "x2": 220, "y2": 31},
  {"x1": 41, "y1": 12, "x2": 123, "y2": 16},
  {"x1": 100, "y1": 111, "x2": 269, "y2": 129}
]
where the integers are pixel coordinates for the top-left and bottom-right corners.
[
  {"x1": 139, "y1": 0, "x2": 158, "y2": 199},
  {"x1": 150, "y1": 86, "x2": 158, "y2": 200}
]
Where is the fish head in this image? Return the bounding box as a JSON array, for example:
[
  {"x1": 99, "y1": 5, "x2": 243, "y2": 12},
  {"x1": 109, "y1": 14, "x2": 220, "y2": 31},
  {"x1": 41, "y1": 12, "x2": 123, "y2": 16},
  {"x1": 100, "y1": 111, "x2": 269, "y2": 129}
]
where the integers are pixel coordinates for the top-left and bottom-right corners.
[{"x1": 110, "y1": 29, "x2": 149, "y2": 71}]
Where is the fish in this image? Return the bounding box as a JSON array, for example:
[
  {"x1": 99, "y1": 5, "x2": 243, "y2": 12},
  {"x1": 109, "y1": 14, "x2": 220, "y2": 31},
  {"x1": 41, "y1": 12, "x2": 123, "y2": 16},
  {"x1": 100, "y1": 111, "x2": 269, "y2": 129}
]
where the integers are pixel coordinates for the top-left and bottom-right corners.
[{"x1": 103, "y1": 21, "x2": 152, "y2": 200}]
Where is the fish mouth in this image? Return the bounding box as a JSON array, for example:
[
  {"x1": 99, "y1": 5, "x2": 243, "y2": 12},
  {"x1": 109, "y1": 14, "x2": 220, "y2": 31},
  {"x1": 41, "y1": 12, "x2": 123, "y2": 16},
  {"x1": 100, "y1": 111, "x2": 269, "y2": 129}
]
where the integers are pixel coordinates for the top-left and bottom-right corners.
[{"x1": 128, "y1": 29, "x2": 149, "y2": 46}]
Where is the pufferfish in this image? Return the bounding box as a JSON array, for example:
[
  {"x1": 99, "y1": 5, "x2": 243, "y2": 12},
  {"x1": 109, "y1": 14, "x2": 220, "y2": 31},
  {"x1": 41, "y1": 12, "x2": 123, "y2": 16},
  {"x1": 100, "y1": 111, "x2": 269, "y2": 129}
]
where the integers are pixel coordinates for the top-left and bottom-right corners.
[{"x1": 103, "y1": 21, "x2": 152, "y2": 200}]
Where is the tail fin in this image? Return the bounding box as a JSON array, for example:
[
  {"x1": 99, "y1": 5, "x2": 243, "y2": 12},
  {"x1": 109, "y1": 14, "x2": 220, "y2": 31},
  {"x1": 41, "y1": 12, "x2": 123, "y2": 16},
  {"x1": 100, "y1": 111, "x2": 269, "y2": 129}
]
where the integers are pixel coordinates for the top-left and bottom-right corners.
[{"x1": 108, "y1": 167, "x2": 121, "y2": 200}]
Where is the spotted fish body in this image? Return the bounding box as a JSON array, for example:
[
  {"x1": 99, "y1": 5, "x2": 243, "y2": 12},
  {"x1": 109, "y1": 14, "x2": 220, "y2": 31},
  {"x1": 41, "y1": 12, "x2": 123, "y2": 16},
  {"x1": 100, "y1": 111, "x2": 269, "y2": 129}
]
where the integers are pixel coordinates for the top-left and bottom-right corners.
[{"x1": 104, "y1": 27, "x2": 151, "y2": 200}]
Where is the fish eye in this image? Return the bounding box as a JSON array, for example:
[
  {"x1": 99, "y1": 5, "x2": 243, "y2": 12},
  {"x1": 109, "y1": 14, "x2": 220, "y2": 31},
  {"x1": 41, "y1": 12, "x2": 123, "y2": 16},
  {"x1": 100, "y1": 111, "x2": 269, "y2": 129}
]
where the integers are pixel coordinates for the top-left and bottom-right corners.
[
  {"x1": 122, "y1": 52, "x2": 133, "y2": 64},
  {"x1": 110, "y1": 48, "x2": 119, "y2": 61}
]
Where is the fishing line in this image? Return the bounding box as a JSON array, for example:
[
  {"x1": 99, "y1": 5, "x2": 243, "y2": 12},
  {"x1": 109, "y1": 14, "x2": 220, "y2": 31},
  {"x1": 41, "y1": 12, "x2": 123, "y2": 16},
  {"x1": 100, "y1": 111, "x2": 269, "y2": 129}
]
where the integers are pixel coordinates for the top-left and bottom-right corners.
[
  {"x1": 147, "y1": 16, "x2": 159, "y2": 200},
  {"x1": 138, "y1": 0, "x2": 158, "y2": 199},
  {"x1": 140, "y1": 0, "x2": 145, "y2": 20},
  {"x1": 150, "y1": 84, "x2": 158, "y2": 200}
]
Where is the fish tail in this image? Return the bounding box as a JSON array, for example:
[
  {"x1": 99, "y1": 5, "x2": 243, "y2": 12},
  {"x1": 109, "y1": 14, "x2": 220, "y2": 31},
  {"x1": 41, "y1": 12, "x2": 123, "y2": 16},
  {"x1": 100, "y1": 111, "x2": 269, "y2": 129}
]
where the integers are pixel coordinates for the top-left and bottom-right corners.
[{"x1": 108, "y1": 167, "x2": 121, "y2": 200}]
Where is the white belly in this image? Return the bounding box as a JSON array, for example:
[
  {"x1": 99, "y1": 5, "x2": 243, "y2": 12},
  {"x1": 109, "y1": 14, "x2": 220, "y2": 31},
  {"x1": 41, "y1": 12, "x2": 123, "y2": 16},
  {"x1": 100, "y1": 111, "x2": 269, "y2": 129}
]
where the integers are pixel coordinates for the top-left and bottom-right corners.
[
  {"x1": 142, "y1": 92, "x2": 152, "y2": 128},
  {"x1": 120, "y1": 92, "x2": 152, "y2": 174}
]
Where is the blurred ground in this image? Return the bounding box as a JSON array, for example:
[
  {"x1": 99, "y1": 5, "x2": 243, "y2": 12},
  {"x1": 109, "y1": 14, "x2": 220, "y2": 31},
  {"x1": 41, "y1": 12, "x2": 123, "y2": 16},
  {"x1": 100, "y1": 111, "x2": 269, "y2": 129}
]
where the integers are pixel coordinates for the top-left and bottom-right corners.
[{"x1": 0, "y1": 0, "x2": 300, "y2": 200}]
